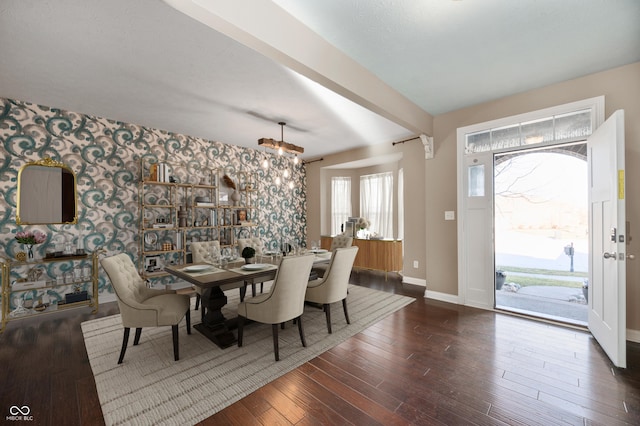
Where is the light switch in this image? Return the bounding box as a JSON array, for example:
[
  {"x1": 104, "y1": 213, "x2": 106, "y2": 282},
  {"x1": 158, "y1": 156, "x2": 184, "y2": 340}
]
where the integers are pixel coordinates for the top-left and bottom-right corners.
[{"x1": 445, "y1": 211, "x2": 455, "y2": 221}]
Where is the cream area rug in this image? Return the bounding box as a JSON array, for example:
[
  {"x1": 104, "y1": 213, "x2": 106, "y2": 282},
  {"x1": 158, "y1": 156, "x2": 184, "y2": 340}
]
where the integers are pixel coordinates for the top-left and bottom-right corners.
[{"x1": 81, "y1": 284, "x2": 414, "y2": 426}]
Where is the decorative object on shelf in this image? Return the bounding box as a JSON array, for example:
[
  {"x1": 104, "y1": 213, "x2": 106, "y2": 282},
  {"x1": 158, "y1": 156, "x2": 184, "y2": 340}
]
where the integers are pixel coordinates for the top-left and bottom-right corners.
[
  {"x1": 162, "y1": 243, "x2": 172, "y2": 251},
  {"x1": 144, "y1": 232, "x2": 158, "y2": 250},
  {"x1": 241, "y1": 247, "x2": 256, "y2": 264},
  {"x1": 145, "y1": 255, "x2": 162, "y2": 273},
  {"x1": 15, "y1": 251, "x2": 27, "y2": 262},
  {"x1": 230, "y1": 190, "x2": 241, "y2": 206},
  {"x1": 15, "y1": 230, "x2": 47, "y2": 259}
]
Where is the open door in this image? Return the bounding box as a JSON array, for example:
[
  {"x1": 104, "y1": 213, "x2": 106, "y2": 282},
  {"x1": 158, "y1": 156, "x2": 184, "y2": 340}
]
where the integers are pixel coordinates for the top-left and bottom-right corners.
[{"x1": 588, "y1": 110, "x2": 626, "y2": 368}]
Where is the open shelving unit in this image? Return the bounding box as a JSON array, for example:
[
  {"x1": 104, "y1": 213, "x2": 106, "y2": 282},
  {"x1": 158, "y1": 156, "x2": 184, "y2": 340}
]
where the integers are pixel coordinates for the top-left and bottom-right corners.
[{"x1": 138, "y1": 160, "x2": 259, "y2": 280}]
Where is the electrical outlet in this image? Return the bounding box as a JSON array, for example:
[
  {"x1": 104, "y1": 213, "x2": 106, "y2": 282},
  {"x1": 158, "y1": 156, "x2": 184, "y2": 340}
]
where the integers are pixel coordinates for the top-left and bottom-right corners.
[{"x1": 413, "y1": 260, "x2": 419, "y2": 268}]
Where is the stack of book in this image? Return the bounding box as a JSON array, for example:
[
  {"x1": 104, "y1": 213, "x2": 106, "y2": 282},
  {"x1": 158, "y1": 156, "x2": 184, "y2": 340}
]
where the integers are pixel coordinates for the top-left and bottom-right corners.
[{"x1": 149, "y1": 162, "x2": 171, "y2": 182}]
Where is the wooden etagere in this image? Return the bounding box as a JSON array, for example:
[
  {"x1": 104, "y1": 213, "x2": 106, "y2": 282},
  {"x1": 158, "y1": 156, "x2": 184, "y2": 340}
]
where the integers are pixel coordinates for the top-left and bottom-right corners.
[{"x1": 138, "y1": 160, "x2": 258, "y2": 280}]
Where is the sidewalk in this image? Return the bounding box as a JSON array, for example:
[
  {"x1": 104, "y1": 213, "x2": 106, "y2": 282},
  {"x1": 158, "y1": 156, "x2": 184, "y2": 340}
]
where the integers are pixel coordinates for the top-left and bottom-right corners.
[{"x1": 496, "y1": 285, "x2": 587, "y2": 325}]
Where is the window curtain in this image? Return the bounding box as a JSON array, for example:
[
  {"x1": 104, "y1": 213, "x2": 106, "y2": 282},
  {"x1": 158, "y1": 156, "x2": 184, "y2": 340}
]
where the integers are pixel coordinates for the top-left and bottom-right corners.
[
  {"x1": 398, "y1": 168, "x2": 404, "y2": 241},
  {"x1": 331, "y1": 177, "x2": 352, "y2": 235},
  {"x1": 360, "y1": 172, "x2": 393, "y2": 238}
]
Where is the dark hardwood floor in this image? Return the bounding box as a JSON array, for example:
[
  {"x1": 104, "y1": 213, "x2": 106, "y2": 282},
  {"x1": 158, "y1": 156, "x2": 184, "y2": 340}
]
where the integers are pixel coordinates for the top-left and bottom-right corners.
[{"x1": 1, "y1": 270, "x2": 639, "y2": 425}]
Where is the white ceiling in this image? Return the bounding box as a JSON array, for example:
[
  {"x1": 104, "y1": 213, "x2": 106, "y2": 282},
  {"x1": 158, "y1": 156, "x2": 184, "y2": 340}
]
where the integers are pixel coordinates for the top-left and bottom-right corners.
[{"x1": 1, "y1": 0, "x2": 638, "y2": 160}]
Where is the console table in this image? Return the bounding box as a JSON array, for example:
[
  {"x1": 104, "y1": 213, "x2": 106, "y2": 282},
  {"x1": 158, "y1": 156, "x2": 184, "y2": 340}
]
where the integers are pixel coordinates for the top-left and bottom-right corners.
[{"x1": 321, "y1": 236, "x2": 402, "y2": 279}]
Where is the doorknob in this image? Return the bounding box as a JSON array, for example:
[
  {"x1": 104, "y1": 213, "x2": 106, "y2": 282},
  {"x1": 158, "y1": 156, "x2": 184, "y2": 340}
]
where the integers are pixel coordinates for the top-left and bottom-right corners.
[
  {"x1": 603, "y1": 252, "x2": 617, "y2": 259},
  {"x1": 627, "y1": 254, "x2": 636, "y2": 260}
]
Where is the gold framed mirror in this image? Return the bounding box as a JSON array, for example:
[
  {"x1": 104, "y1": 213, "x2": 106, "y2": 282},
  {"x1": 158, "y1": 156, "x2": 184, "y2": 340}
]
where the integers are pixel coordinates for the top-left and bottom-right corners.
[{"x1": 16, "y1": 158, "x2": 78, "y2": 225}]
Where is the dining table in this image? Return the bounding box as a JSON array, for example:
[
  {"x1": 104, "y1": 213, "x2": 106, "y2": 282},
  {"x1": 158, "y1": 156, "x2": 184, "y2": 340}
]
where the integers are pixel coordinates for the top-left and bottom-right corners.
[{"x1": 164, "y1": 251, "x2": 332, "y2": 349}]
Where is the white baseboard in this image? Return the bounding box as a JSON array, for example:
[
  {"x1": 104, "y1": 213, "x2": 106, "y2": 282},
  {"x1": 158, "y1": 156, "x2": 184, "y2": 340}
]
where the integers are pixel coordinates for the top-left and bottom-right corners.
[
  {"x1": 424, "y1": 289, "x2": 460, "y2": 305},
  {"x1": 626, "y1": 328, "x2": 640, "y2": 343},
  {"x1": 401, "y1": 276, "x2": 426, "y2": 287}
]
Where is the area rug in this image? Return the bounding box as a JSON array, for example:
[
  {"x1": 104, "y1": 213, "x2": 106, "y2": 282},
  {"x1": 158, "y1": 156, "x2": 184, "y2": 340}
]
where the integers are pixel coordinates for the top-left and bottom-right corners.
[{"x1": 81, "y1": 284, "x2": 414, "y2": 425}]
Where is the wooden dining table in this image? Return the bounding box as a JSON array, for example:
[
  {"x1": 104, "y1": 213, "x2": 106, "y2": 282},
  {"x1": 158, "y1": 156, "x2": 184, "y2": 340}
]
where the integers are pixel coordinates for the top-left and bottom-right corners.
[{"x1": 165, "y1": 252, "x2": 331, "y2": 349}]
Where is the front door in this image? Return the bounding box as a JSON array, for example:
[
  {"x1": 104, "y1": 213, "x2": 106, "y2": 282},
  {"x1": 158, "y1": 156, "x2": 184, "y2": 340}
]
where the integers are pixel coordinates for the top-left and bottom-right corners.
[{"x1": 587, "y1": 110, "x2": 626, "y2": 368}]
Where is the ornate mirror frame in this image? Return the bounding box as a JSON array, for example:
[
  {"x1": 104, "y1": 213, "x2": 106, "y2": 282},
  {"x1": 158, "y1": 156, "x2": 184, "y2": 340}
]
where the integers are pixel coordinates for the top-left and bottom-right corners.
[{"x1": 16, "y1": 157, "x2": 78, "y2": 225}]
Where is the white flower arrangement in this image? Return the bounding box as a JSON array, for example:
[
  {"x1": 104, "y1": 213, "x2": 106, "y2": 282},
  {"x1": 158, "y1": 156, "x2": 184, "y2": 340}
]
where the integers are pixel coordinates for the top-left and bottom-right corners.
[{"x1": 355, "y1": 217, "x2": 370, "y2": 230}]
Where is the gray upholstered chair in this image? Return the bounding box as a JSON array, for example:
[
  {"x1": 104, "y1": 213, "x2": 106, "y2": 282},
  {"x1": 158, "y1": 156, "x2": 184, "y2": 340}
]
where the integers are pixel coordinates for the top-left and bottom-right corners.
[
  {"x1": 101, "y1": 253, "x2": 191, "y2": 364},
  {"x1": 237, "y1": 237, "x2": 265, "y2": 255},
  {"x1": 330, "y1": 234, "x2": 353, "y2": 251},
  {"x1": 237, "y1": 237, "x2": 266, "y2": 295},
  {"x1": 237, "y1": 254, "x2": 315, "y2": 361},
  {"x1": 314, "y1": 234, "x2": 354, "y2": 277},
  {"x1": 305, "y1": 246, "x2": 358, "y2": 333}
]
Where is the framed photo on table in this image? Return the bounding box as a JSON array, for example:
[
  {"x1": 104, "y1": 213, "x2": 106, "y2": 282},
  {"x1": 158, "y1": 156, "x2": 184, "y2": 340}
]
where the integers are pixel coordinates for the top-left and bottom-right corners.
[{"x1": 236, "y1": 209, "x2": 247, "y2": 222}]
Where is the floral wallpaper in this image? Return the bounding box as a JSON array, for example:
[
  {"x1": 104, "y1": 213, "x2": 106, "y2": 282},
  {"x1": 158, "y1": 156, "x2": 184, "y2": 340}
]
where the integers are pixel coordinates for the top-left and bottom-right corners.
[{"x1": 0, "y1": 98, "x2": 307, "y2": 311}]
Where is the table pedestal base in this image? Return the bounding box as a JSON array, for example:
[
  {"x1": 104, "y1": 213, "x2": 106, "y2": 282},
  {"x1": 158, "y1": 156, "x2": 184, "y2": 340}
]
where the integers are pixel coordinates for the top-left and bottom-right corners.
[{"x1": 195, "y1": 286, "x2": 239, "y2": 349}]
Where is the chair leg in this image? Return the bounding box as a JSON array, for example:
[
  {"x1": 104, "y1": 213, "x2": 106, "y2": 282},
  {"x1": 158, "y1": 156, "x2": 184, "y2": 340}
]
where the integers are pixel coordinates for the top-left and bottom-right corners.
[
  {"x1": 237, "y1": 316, "x2": 245, "y2": 347},
  {"x1": 297, "y1": 315, "x2": 307, "y2": 347},
  {"x1": 260, "y1": 282, "x2": 264, "y2": 293},
  {"x1": 133, "y1": 327, "x2": 142, "y2": 345},
  {"x1": 342, "y1": 298, "x2": 351, "y2": 324},
  {"x1": 172, "y1": 324, "x2": 179, "y2": 361},
  {"x1": 118, "y1": 328, "x2": 131, "y2": 364},
  {"x1": 185, "y1": 309, "x2": 191, "y2": 335},
  {"x1": 281, "y1": 322, "x2": 285, "y2": 330},
  {"x1": 195, "y1": 293, "x2": 200, "y2": 311},
  {"x1": 251, "y1": 283, "x2": 256, "y2": 297},
  {"x1": 240, "y1": 286, "x2": 247, "y2": 302},
  {"x1": 272, "y1": 324, "x2": 280, "y2": 361},
  {"x1": 324, "y1": 303, "x2": 332, "y2": 334},
  {"x1": 201, "y1": 304, "x2": 206, "y2": 323}
]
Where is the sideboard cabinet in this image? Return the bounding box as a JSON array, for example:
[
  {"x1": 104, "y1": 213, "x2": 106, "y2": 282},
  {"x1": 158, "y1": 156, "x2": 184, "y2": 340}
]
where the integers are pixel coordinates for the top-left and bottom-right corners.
[{"x1": 320, "y1": 236, "x2": 402, "y2": 279}]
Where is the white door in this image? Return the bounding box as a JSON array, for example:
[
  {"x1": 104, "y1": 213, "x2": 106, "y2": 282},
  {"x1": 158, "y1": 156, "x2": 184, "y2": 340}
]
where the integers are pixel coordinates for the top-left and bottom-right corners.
[{"x1": 588, "y1": 110, "x2": 626, "y2": 368}]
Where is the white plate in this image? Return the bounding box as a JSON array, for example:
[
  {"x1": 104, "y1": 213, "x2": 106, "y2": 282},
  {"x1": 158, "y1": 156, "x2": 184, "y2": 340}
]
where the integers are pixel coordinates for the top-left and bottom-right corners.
[
  {"x1": 184, "y1": 265, "x2": 212, "y2": 272},
  {"x1": 311, "y1": 249, "x2": 328, "y2": 254},
  {"x1": 241, "y1": 263, "x2": 270, "y2": 271}
]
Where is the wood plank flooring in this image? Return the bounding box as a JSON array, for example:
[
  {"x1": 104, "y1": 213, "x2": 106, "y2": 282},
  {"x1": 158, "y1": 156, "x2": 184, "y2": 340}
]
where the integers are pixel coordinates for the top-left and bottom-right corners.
[{"x1": 1, "y1": 270, "x2": 638, "y2": 425}]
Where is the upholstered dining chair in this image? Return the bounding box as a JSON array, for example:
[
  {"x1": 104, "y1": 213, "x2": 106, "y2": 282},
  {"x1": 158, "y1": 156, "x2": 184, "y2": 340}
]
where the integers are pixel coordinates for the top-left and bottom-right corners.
[
  {"x1": 237, "y1": 237, "x2": 266, "y2": 296},
  {"x1": 237, "y1": 254, "x2": 315, "y2": 361},
  {"x1": 101, "y1": 253, "x2": 191, "y2": 364},
  {"x1": 305, "y1": 246, "x2": 358, "y2": 333},
  {"x1": 314, "y1": 234, "x2": 354, "y2": 278}
]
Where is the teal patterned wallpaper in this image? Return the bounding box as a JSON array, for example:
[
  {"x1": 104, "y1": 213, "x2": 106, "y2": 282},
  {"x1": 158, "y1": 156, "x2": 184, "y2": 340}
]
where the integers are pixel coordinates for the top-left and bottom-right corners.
[{"x1": 0, "y1": 98, "x2": 307, "y2": 308}]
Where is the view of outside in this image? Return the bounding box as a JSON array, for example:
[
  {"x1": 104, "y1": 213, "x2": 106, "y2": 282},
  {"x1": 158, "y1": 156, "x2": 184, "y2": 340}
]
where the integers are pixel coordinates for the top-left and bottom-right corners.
[{"x1": 494, "y1": 147, "x2": 588, "y2": 324}]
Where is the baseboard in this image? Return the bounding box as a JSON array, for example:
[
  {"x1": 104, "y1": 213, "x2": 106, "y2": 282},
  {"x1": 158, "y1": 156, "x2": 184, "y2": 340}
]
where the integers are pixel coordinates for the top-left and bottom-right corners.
[
  {"x1": 401, "y1": 276, "x2": 426, "y2": 287},
  {"x1": 424, "y1": 289, "x2": 460, "y2": 305},
  {"x1": 626, "y1": 328, "x2": 640, "y2": 343}
]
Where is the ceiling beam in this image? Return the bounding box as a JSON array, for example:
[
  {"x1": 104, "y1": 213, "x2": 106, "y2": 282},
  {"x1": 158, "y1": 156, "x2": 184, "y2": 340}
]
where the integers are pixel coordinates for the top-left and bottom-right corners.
[{"x1": 163, "y1": 0, "x2": 433, "y2": 136}]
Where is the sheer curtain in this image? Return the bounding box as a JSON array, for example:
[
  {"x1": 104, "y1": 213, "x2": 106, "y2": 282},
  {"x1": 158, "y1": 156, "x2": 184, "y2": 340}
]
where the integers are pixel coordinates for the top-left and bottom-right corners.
[
  {"x1": 398, "y1": 168, "x2": 404, "y2": 241},
  {"x1": 331, "y1": 177, "x2": 352, "y2": 235},
  {"x1": 360, "y1": 172, "x2": 393, "y2": 238}
]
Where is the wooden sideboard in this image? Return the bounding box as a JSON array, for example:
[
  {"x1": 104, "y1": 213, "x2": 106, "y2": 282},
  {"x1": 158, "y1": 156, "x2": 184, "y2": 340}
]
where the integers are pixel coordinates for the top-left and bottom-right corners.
[{"x1": 321, "y1": 236, "x2": 402, "y2": 279}]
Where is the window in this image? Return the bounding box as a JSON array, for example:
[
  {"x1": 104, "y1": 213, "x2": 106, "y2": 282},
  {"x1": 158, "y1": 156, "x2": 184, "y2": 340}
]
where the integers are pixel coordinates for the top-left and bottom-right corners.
[
  {"x1": 331, "y1": 177, "x2": 351, "y2": 235},
  {"x1": 360, "y1": 172, "x2": 393, "y2": 238}
]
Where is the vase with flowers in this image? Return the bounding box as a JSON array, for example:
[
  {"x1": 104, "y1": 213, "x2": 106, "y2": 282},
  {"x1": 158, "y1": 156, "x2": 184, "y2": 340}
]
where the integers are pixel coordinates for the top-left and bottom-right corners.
[
  {"x1": 15, "y1": 230, "x2": 47, "y2": 260},
  {"x1": 355, "y1": 217, "x2": 371, "y2": 239}
]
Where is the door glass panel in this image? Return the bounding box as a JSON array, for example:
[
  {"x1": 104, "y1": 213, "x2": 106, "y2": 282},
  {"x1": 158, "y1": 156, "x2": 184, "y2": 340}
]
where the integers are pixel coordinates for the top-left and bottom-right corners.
[
  {"x1": 468, "y1": 164, "x2": 485, "y2": 197},
  {"x1": 521, "y1": 117, "x2": 554, "y2": 145},
  {"x1": 555, "y1": 109, "x2": 592, "y2": 142},
  {"x1": 466, "y1": 131, "x2": 491, "y2": 154}
]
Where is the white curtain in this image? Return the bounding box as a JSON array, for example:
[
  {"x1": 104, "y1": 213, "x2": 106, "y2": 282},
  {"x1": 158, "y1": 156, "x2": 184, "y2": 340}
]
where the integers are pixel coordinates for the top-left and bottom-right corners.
[
  {"x1": 331, "y1": 177, "x2": 352, "y2": 235},
  {"x1": 398, "y1": 168, "x2": 404, "y2": 241},
  {"x1": 360, "y1": 172, "x2": 393, "y2": 238}
]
